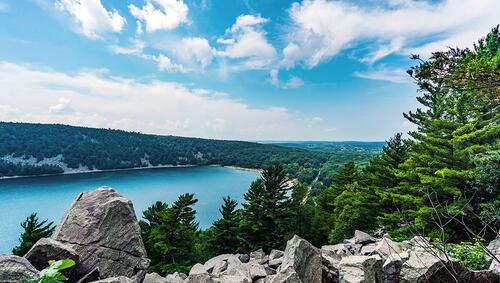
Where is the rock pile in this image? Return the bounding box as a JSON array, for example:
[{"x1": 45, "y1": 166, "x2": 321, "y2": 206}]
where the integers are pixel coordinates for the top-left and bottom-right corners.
[{"x1": 1, "y1": 187, "x2": 499, "y2": 283}]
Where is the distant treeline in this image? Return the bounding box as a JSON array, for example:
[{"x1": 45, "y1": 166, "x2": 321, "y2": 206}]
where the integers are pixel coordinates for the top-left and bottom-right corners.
[{"x1": 0, "y1": 123, "x2": 378, "y2": 180}]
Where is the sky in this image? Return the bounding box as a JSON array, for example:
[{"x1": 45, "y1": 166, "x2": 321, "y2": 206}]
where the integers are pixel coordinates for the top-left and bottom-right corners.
[{"x1": 0, "y1": 0, "x2": 498, "y2": 141}]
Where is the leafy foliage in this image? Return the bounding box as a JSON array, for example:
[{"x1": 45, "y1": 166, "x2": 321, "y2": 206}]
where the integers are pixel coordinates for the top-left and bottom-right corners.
[
  {"x1": 13, "y1": 213, "x2": 55, "y2": 256},
  {"x1": 447, "y1": 241, "x2": 490, "y2": 271},
  {"x1": 22, "y1": 259, "x2": 75, "y2": 283},
  {"x1": 207, "y1": 196, "x2": 241, "y2": 255}
]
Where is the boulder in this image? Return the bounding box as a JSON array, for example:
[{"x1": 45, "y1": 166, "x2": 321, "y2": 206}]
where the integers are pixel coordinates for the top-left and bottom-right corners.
[
  {"x1": 353, "y1": 231, "x2": 376, "y2": 245},
  {"x1": 24, "y1": 237, "x2": 79, "y2": 279},
  {"x1": 359, "y1": 244, "x2": 377, "y2": 256},
  {"x1": 280, "y1": 235, "x2": 321, "y2": 283},
  {"x1": 269, "y1": 249, "x2": 284, "y2": 268},
  {"x1": 266, "y1": 266, "x2": 301, "y2": 283},
  {"x1": 51, "y1": 187, "x2": 150, "y2": 281},
  {"x1": 238, "y1": 254, "x2": 250, "y2": 263},
  {"x1": 185, "y1": 273, "x2": 221, "y2": 283},
  {"x1": 0, "y1": 255, "x2": 39, "y2": 283},
  {"x1": 204, "y1": 254, "x2": 234, "y2": 273},
  {"x1": 166, "y1": 272, "x2": 188, "y2": 283},
  {"x1": 91, "y1": 276, "x2": 134, "y2": 283},
  {"x1": 374, "y1": 236, "x2": 407, "y2": 260},
  {"x1": 144, "y1": 272, "x2": 168, "y2": 283},
  {"x1": 382, "y1": 254, "x2": 405, "y2": 283},
  {"x1": 488, "y1": 235, "x2": 500, "y2": 275},
  {"x1": 338, "y1": 255, "x2": 383, "y2": 283},
  {"x1": 250, "y1": 249, "x2": 268, "y2": 264},
  {"x1": 218, "y1": 275, "x2": 251, "y2": 283},
  {"x1": 249, "y1": 263, "x2": 267, "y2": 280},
  {"x1": 190, "y1": 263, "x2": 208, "y2": 275},
  {"x1": 407, "y1": 236, "x2": 431, "y2": 248},
  {"x1": 400, "y1": 247, "x2": 468, "y2": 283}
]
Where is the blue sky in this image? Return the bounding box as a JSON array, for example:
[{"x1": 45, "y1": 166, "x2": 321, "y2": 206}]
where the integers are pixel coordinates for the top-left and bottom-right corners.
[{"x1": 0, "y1": 0, "x2": 498, "y2": 141}]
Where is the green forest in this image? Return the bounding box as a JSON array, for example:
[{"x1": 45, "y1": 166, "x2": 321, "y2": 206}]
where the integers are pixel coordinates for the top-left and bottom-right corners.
[
  {"x1": 0, "y1": 122, "x2": 379, "y2": 184},
  {"x1": 13, "y1": 27, "x2": 499, "y2": 276}
]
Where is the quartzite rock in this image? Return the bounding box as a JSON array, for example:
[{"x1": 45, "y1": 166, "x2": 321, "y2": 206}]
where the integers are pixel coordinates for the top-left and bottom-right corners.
[
  {"x1": 280, "y1": 235, "x2": 321, "y2": 283},
  {"x1": 0, "y1": 255, "x2": 39, "y2": 283},
  {"x1": 51, "y1": 187, "x2": 150, "y2": 281}
]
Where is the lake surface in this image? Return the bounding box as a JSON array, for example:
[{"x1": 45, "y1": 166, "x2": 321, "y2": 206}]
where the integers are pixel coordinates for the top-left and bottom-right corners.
[{"x1": 0, "y1": 166, "x2": 259, "y2": 254}]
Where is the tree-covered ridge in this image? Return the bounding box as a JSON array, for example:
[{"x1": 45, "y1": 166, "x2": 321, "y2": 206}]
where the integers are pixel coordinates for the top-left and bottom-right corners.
[{"x1": 0, "y1": 122, "x2": 377, "y2": 179}]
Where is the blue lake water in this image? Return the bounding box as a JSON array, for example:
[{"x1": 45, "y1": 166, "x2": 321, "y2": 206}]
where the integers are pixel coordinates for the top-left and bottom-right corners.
[{"x1": 0, "y1": 166, "x2": 259, "y2": 254}]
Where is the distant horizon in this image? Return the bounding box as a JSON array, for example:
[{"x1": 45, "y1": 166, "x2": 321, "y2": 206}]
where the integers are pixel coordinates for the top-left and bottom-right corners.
[{"x1": 0, "y1": 120, "x2": 386, "y2": 143}]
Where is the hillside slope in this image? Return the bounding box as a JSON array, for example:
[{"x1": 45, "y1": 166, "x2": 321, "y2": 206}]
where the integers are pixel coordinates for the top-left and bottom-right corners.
[{"x1": 0, "y1": 122, "x2": 330, "y2": 177}]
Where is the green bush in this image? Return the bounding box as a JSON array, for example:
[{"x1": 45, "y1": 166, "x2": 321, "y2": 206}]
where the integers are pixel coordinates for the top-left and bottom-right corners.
[{"x1": 447, "y1": 241, "x2": 490, "y2": 271}]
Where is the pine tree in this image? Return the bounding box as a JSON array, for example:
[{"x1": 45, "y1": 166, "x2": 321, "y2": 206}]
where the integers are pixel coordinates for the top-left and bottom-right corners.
[
  {"x1": 13, "y1": 213, "x2": 55, "y2": 256},
  {"x1": 329, "y1": 182, "x2": 378, "y2": 243},
  {"x1": 141, "y1": 194, "x2": 199, "y2": 275},
  {"x1": 387, "y1": 26, "x2": 499, "y2": 240},
  {"x1": 240, "y1": 163, "x2": 293, "y2": 252},
  {"x1": 333, "y1": 161, "x2": 359, "y2": 189},
  {"x1": 208, "y1": 196, "x2": 241, "y2": 255}
]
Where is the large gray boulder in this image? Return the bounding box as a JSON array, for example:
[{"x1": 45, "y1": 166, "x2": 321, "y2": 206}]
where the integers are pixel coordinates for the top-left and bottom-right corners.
[
  {"x1": 374, "y1": 236, "x2": 407, "y2": 260},
  {"x1": 0, "y1": 255, "x2": 39, "y2": 283},
  {"x1": 488, "y1": 235, "x2": 500, "y2": 275},
  {"x1": 280, "y1": 235, "x2": 321, "y2": 283},
  {"x1": 353, "y1": 231, "x2": 376, "y2": 245},
  {"x1": 400, "y1": 247, "x2": 468, "y2": 283},
  {"x1": 51, "y1": 187, "x2": 150, "y2": 282},
  {"x1": 144, "y1": 272, "x2": 169, "y2": 283},
  {"x1": 338, "y1": 255, "x2": 383, "y2": 283}
]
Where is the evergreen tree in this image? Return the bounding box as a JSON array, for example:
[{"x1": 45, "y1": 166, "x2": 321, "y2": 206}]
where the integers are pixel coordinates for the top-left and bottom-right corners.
[
  {"x1": 13, "y1": 213, "x2": 55, "y2": 256},
  {"x1": 333, "y1": 161, "x2": 359, "y2": 189},
  {"x1": 208, "y1": 196, "x2": 241, "y2": 255},
  {"x1": 329, "y1": 182, "x2": 378, "y2": 243},
  {"x1": 240, "y1": 163, "x2": 294, "y2": 252},
  {"x1": 387, "y1": 26, "x2": 499, "y2": 240},
  {"x1": 141, "y1": 194, "x2": 199, "y2": 275}
]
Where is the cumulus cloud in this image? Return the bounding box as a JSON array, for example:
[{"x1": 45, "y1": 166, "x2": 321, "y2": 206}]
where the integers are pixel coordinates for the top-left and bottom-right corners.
[
  {"x1": 129, "y1": 0, "x2": 189, "y2": 32},
  {"x1": 269, "y1": 69, "x2": 304, "y2": 89},
  {"x1": 0, "y1": 61, "x2": 330, "y2": 140},
  {"x1": 56, "y1": 0, "x2": 125, "y2": 39},
  {"x1": 283, "y1": 0, "x2": 500, "y2": 68},
  {"x1": 49, "y1": 98, "x2": 74, "y2": 115},
  {"x1": 217, "y1": 14, "x2": 277, "y2": 70},
  {"x1": 353, "y1": 67, "x2": 410, "y2": 84}
]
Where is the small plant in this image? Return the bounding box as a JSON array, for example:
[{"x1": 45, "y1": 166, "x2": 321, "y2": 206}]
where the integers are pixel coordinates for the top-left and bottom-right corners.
[
  {"x1": 21, "y1": 259, "x2": 75, "y2": 283},
  {"x1": 447, "y1": 240, "x2": 490, "y2": 271}
]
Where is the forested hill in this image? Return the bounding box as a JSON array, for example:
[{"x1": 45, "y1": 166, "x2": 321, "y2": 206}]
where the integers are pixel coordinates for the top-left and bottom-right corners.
[{"x1": 0, "y1": 122, "x2": 363, "y2": 178}]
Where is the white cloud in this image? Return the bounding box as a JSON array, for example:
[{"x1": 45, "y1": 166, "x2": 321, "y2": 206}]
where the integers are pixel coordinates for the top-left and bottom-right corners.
[
  {"x1": 0, "y1": 2, "x2": 8, "y2": 12},
  {"x1": 353, "y1": 67, "x2": 410, "y2": 84},
  {"x1": 167, "y1": 37, "x2": 215, "y2": 69},
  {"x1": 154, "y1": 54, "x2": 186, "y2": 72},
  {"x1": 49, "y1": 98, "x2": 74, "y2": 115},
  {"x1": 217, "y1": 14, "x2": 277, "y2": 70},
  {"x1": 269, "y1": 69, "x2": 304, "y2": 89},
  {"x1": 56, "y1": 0, "x2": 125, "y2": 39},
  {"x1": 109, "y1": 40, "x2": 186, "y2": 73},
  {"x1": 129, "y1": 0, "x2": 188, "y2": 32},
  {"x1": 0, "y1": 61, "x2": 331, "y2": 140},
  {"x1": 109, "y1": 39, "x2": 145, "y2": 55},
  {"x1": 284, "y1": 0, "x2": 500, "y2": 68}
]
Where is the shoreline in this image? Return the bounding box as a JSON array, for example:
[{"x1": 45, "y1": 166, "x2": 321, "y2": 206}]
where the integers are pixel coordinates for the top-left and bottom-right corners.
[{"x1": 0, "y1": 164, "x2": 262, "y2": 180}]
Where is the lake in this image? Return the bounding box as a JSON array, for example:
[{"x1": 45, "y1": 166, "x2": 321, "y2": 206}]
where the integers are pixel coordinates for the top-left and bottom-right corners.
[{"x1": 0, "y1": 166, "x2": 260, "y2": 254}]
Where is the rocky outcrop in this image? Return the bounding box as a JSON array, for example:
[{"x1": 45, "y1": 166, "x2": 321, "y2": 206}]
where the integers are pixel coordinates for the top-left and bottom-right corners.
[
  {"x1": 21, "y1": 187, "x2": 150, "y2": 282},
  {"x1": 3, "y1": 187, "x2": 500, "y2": 283},
  {"x1": 0, "y1": 255, "x2": 39, "y2": 283}
]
